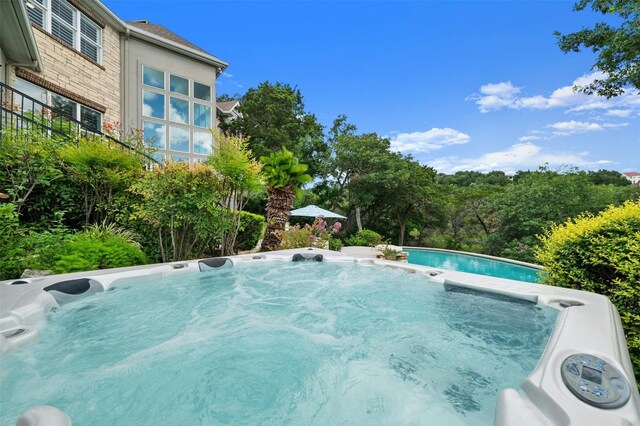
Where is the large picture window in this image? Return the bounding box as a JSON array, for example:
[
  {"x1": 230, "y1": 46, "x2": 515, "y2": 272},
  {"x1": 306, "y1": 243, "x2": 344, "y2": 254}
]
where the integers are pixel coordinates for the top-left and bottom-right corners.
[
  {"x1": 24, "y1": 0, "x2": 103, "y2": 63},
  {"x1": 140, "y1": 65, "x2": 215, "y2": 162}
]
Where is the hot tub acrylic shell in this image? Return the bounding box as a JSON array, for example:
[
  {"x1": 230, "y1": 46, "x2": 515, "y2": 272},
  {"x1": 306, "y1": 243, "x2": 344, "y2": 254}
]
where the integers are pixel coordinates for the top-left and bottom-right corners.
[{"x1": 1, "y1": 248, "x2": 639, "y2": 426}]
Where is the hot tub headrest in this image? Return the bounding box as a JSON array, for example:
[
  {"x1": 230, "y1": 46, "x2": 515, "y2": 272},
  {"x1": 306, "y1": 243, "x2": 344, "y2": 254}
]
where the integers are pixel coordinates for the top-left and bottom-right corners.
[
  {"x1": 292, "y1": 253, "x2": 323, "y2": 262},
  {"x1": 44, "y1": 278, "x2": 104, "y2": 305},
  {"x1": 198, "y1": 257, "x2": 233, "y2": 271}
]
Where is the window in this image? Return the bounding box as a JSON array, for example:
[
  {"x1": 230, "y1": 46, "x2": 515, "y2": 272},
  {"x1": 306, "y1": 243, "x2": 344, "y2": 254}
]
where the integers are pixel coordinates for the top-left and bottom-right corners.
[
  {"x1": 193, "y1": 82, "x2": 211, "y2": 101},
  {"x1": 24, "y1": 0, "x2": 103, "y2": 63},
  {"x1": 81, "y1": 106, "x2": 100, "y2": 131},
  {"x1": 142, "y1": 90, "x2": 165, "y2": 119},
  {"x1": 152, "y1": 153, "x2": 166, "y2": 164},
  {"x1": 169, "y1": 97, "x2": 189, "y2": 124},
  {"x1": 15, "y1": 78, "x2": 47, "y2": 112},
  {"x1": 25, "y1": 0, "x2": 46, "y2": 28},
  {"x1": 15, "y1": 78, "x2": 102, "y2": 131},
  {"x1": 172, "y1": 155, "x2": 190, "y2": 163},
  {"x1": 143, "y1": 121, "x2": 166, "y2": 149},
  {"x1": 80, "y1": 16, "x2": 101, "y2": 62},
  {"x1": 143, "y1": 66, "x2": 164, "y2": 89},
  {"x1": 52, "y1": 93, "x2": 77, "y2": 118},
  {"x1": 141, "y1": 65, "x2": 215, "y2": 158},
  {"x1": 193, "y1": 103, "x2": 211, "y2": 128},
  {"x1": 169, "y1": 126, "x2": 189, "y2": 152},
  {"x1": 170, "y1": 75, "x2": 189, "y2": 96},
  {"x1": 193, "y1": 130, "x2": 213, "y2": 155}
]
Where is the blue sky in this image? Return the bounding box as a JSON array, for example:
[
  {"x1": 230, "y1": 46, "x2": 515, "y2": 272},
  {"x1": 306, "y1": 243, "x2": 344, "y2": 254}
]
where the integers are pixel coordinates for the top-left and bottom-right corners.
[{"x1": 104, "y1": 0, "x2": 638, "y2": 174}]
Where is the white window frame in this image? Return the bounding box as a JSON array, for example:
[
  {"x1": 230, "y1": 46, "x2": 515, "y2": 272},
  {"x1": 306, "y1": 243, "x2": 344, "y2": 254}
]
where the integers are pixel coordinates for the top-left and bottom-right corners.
[{"x1": 24, "y1": 0, "x2": 103, "y2": 64}]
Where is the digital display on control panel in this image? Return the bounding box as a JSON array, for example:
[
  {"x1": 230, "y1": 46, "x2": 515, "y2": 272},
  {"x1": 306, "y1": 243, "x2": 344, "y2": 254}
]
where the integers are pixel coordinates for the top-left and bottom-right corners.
[{"x1": 581, "y1": 366, "x2": 602, "y2": 385}]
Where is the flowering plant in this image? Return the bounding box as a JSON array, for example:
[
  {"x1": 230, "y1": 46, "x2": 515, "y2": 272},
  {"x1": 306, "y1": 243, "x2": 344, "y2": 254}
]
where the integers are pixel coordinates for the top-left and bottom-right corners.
[{"x1": 280, "y1": 215, "x2": 342, "y2": 250}]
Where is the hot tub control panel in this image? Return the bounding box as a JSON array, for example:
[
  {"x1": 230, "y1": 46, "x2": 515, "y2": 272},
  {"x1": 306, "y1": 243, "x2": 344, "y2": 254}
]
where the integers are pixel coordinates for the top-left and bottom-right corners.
[{"x1": 561, "y1": 353, "x2": 631, "y2": 409}]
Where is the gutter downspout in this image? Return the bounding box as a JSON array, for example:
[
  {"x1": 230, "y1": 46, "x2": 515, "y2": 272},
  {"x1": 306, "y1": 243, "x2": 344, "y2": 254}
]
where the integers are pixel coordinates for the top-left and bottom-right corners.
[{"x1": 120, "y1": 27, "x2": 130, "y2": 129}]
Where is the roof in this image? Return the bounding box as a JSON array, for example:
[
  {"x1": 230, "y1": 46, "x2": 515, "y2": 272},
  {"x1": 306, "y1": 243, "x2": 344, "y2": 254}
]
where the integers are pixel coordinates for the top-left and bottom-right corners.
[
  {"x1": 126, "y1": 20, "x2": 228, "y2": 70},
  {"x1": 217, "y1": 100, "x2": 240, "y2": 113},
  {"x1": 0, "y1": 0, "x2": 42, "y2": 72},
  {"x1": 623, "y1": 172, "x2": 640, "y2": 177},
  {"x1": 127, "y1": 21, "x2": 210, "y2": 55},
  {"x1": 290, "y1": 205, "x2": 346, "y2": 219}
]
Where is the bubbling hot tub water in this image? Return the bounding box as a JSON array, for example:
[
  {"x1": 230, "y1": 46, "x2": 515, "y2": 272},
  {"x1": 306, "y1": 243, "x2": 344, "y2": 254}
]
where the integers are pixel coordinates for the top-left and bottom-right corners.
[{"x1": 0, "y1": 262, "x2": 558, "y2": 425}]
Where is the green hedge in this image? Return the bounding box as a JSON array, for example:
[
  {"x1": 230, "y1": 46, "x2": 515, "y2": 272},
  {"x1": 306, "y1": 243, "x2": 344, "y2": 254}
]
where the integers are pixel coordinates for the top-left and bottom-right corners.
[
  {"x1": 235, "y1": 211, "x2": 265, "y2": 251},
  {"x1": 536, "y1": 200, "x2": 640, "y2": 388},
  {"x1": 345, "y1": 229, "x2": 385, "y2": 247}
]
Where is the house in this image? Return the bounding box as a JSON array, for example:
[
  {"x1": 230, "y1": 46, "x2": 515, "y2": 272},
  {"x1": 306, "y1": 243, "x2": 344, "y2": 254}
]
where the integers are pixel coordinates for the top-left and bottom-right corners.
[
  {"x1": 216, "y1": 99, "x2": 241, "y2": 126},
  {"x1": 623, "y1": 172, "x2": 640, "y2": 186},
  {"x1": 0, "y1": 0, "x2": 228, "y2": 164}
]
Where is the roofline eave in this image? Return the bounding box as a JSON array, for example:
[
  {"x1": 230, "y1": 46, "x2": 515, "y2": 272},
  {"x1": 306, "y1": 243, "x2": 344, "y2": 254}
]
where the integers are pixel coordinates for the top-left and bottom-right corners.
[
  {"x1": 5, "y1": 0, "x2": 43, "y2": 72},
  {"x1": 126, "y1": 24, "x2": 229, "y2": 72}
]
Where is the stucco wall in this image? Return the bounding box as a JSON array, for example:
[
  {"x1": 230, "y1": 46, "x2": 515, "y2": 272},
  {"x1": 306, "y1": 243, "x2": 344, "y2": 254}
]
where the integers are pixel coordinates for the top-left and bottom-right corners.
[{"x1": 18, "y1": 24, "x2": 121, "y2": 125}]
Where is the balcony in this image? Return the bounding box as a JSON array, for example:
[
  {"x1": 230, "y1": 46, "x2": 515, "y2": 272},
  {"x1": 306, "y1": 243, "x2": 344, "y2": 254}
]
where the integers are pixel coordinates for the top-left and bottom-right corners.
[{"x1": 0, "y1": 82, "x2": 145, "y2": 155}]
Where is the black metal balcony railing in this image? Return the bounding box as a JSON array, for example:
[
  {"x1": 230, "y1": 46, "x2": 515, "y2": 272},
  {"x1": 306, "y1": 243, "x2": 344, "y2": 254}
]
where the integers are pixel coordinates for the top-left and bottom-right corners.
[{"x1": 0, "y1": 82, "x2": 144, "y2": 155}]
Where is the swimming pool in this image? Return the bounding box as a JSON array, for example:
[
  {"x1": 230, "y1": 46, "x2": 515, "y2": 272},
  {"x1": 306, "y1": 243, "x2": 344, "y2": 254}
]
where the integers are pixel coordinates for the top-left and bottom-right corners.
[
  {"x1": 1, "y1": 249, "x2": 638, "y2": 426},
  {"x1": 405, "y1": 247, "x2": 542, "y2": 282}
]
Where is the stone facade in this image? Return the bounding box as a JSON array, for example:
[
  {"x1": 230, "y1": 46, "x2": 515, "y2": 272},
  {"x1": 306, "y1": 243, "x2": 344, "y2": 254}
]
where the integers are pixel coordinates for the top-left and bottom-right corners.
[{"x1": 9, "y1": 23, "x2": 121, "y2": 125}]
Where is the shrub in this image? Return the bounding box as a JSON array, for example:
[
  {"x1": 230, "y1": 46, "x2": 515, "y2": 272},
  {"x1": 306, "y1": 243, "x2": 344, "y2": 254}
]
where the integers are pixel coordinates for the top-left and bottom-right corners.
[
  {"x1": 0, "y1": 204, "x2": 74, "y2": 279},
  {"x1": 60, "y1": 138, "x2": 146, "y2": 225},
  {"x1": 536, "y1": 200, "x2": 640, "y2": 387},
  {"x1": 52, "y1": 232, "x2": 147, "y2": 274},
  {"x1": 328, "y1": 236, "x2": 343, "y2": 251},
  {"x1": 235, "y1": 211, "x2": 265, "y2": 251},
  {"x1": 0, "y1": 129, "x2": 65, "y2": 216},
  {"x1": 280, "y1": 216, "x2": 342, "y2": 250},
  {"x1": 345, "y1": 229, "x2": 385, "y2": 247},
  {"x1": 0, "y1": 204, "x2": 25, "y2": 279}
]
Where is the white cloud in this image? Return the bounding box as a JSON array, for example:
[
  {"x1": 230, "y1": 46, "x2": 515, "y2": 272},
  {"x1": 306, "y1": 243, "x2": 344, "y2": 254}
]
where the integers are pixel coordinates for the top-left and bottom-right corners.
[
  {"x1": 605, "y1": 109, "x2": 633, "y2": 118},
  {"x1": 469, "y1": 72, "x2": 640, "y2": 114},
  {"x1": 429, "y1": 142, "x2": 612, "y2": 174},
  {"x1": 518, "y1": 135, "x2": 542, "y2": 142},
  {"x1": 547, "y1": 120, "x2": 603, "y2": 135},
  {"x1": 222, "y1": 72, "x2": 233, "y2": 78},
  {"x1": 546, "y1": 120, "x2": 628, "y2": 136},
  {"x1": 389, "y1": 128, "x2": 470, "y2": 153}
]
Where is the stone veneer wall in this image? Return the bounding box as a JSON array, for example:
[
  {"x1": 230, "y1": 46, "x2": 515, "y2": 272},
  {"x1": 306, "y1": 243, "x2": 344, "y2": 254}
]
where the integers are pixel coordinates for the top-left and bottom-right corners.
[{"x1": 8, "y1": 24, "x2": 121, "y2": 126}]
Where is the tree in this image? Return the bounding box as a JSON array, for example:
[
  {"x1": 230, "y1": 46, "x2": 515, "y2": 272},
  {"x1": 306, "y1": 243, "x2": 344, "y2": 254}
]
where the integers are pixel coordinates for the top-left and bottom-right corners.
[
  {"x1": 208, "y1": 131, "x2": 263, "y2": 256},
  {"x1": 385, "y1": 157, "x2": 438, "y2": 246},
  {"x1": 260, "y1": 147, "x2": 312, "y2": 251},
  {"x1": 555, "y1": 0, "x2": 640, "y2": 97},
  {"x1": 484, "y1": 168, "x2": 639, "y2": 262},
  {"x1": 131, "y1": 162, "x2": 225, "y2": 262},
  {"x1": 220, "y1": 81, "x2": 329, "y2": 177},
  {"x1": 323, "y1": 116, "x2": 394, "y2": 231},
  {"x1": 216, "y1": 93, "x2": 241, "y2": 102},
  {"x1": 587, "y1": 169, "x2": 631, "y2": 186}
]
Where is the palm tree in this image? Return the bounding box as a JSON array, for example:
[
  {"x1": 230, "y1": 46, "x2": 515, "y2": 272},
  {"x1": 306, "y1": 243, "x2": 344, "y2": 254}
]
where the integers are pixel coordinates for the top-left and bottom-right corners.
[{"x1": 260, "y1": 147, "x2": 312, "y2": 251}]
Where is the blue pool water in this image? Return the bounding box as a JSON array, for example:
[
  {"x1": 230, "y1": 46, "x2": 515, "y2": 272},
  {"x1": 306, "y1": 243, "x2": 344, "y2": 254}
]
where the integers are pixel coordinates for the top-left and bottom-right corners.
[
  {"x1": 0, "y1": 262, "x2": 557, "y2": 425},
  {"x1": 406, "y1": 248, "x2": 542, "y2": 283}
]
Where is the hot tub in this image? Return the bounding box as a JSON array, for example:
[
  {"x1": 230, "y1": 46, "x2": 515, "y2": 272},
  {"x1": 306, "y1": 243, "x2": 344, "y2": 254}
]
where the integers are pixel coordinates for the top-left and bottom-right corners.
[{"x1": 1, "y1": 248, "x2": 638, "y2": 425}]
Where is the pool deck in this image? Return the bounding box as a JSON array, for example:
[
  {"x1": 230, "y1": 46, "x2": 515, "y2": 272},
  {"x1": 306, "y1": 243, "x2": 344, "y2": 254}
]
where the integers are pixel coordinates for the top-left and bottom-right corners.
[{"x1": 1, "y1": 247, "x2": 639, "y2": 426}]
